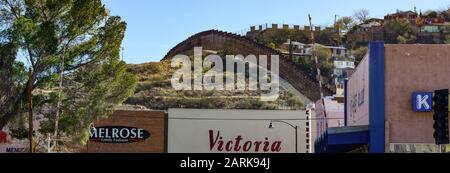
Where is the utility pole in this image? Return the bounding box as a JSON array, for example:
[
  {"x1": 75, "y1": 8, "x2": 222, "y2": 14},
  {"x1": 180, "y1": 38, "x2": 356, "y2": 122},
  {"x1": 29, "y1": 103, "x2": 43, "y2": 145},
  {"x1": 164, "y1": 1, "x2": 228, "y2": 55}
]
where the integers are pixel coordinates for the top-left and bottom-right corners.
[
  {"x1": 28, "y1": 68, "x2": 34, "y2": 153},
  {"x1": 335, "y1": 14, "x2": 341, "y2": 46},
  {"x1": 308, "y1": 14, "x2": 328, "y2": 118}
]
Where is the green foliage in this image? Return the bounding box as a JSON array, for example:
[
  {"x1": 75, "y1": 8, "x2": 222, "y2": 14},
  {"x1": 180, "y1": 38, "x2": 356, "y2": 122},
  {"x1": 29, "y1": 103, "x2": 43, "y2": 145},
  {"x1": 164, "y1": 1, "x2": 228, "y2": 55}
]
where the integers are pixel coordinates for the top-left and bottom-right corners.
[
  {"x1": 445, "y1": 35, "x2": 450, "y2": 44},
  {"x1": 424, "y1": 11, "x2": 438, "y2": 18},
  {"x1": 317, "y1": 47, "x2": 332, "y2": 62},
  {"x1": 9, "y1": 127, "x2": 29, "y2": 140},
  {"x1": 256, "y1": 28, "x2": 310, "y2": 46},
  {"x1": 315, "y1": 30, "x2": 340, "y2": 46},
  {"x1": 384, "y1": 18, "x2": 416, "y2": 44},
  {"x1": 397, "y1": 33, "x2": 416, "y2": 44},
  {"x1": 336, "y1": 17, "x2": 355, "y2": 32},
  {"x1": 315, "y1": 47, "x2": 334, "y2": 77},
  {"x1": 320, "y1": 60, "x2": 335, "y2": 77},
  {"x1": 0, "y1": 0, "x2": 137, "y2": 147},
  {"x1": 126, "y1": 60, "x2": 307, "y2": 111},
  {"x1": 349, "y1": 47, "x2": 368, "y2": 65},
  {"x1": 286, "y1": 91, "x2": 304, "y2": 109},
  {"x1": 268, "y1": 42, "x2": 276, "y2": 49}
]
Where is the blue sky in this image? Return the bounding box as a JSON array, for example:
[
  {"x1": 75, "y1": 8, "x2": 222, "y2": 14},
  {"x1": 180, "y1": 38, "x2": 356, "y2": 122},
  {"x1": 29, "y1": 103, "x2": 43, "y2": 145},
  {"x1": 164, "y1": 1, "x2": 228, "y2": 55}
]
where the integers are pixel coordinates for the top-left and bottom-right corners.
[{"x1": 102, "y1": 0, "x2": 450, "y2": 64}]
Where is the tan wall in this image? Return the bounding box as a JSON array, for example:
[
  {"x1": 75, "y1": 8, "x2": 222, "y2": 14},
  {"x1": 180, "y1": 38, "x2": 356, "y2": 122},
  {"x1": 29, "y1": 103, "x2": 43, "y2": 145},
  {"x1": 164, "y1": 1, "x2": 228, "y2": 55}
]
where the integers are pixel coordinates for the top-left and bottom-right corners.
[
  {"x1": 87, "y1": 110, "x2": 166, "y2": 153},
  {"x1": 385, "y1": 44, "x2": 450, "y2": 144}
]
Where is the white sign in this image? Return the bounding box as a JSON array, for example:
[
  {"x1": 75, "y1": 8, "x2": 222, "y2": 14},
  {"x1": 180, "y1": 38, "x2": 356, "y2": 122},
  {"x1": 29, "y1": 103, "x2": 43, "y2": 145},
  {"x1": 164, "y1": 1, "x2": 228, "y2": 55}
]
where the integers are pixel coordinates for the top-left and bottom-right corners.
[{"x1": 168, "y1": 109, "x2": 309, "y2": 153}]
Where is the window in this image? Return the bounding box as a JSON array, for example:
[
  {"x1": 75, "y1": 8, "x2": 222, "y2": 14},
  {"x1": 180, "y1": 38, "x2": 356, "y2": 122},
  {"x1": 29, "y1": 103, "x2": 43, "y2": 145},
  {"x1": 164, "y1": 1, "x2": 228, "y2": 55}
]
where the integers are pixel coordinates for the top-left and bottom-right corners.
[
  {"x1": 306, "y1": 139, "x2": 310, "y2": 144},
  {"x1": 306, "y1": 145, "x2": 310, "y2": 149},
  {"x1": 306, "y1": 128, "x2": 310, "y2": 132},
  {"x1": 306, "y1": 133, "x2": 310, "y2": 138},
  {"x1": 306, "y1": 122, "x2": 310, "y2": 127}
]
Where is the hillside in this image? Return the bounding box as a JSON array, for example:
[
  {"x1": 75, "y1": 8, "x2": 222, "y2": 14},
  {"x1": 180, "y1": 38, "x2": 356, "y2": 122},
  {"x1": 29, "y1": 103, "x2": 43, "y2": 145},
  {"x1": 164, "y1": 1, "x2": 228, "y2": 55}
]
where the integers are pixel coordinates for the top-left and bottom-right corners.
[{"x1": 124, "y1": 60, "x2": 305, "y2": 110}]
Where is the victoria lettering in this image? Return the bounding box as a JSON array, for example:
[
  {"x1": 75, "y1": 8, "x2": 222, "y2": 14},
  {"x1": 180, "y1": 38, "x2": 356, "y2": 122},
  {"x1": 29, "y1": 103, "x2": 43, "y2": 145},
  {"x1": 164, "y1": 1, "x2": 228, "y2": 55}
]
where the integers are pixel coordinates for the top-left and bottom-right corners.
[{"x1": 209, "y1": 130, "x2": 282, "y2": 152}]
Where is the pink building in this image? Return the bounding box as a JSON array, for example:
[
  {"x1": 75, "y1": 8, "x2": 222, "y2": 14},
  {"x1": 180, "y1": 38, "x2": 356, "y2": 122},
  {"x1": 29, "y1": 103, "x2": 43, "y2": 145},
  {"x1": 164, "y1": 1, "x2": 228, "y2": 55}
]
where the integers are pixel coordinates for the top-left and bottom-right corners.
[
  {"x1": 315, "y1": 42, "x2": 450, "y2": 153},
  {"x1": 315, "y1": 97, "x2": 345, "y2": 140}
]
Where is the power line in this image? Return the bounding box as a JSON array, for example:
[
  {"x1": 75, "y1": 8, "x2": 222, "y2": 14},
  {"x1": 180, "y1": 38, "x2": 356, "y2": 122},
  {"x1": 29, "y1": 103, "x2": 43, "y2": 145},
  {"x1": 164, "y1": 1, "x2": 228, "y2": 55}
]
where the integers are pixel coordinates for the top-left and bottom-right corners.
[{"x1": 168, "y1": 117, "x2": 344, "y2": 121}]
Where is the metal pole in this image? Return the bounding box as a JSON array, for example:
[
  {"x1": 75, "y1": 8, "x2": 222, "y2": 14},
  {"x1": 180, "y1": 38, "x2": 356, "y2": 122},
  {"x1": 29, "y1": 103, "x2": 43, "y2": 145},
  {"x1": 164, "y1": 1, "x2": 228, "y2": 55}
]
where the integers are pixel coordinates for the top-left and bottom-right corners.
[
  {"x1": 295, "y1": 126, "x2": 298, "y2": 153},
  {"x1": 308, "y1": 14, "x2": 328, "y2": 118},
  {"x1": 308, "y1": 110, "x2": 313, "y2": 153}
]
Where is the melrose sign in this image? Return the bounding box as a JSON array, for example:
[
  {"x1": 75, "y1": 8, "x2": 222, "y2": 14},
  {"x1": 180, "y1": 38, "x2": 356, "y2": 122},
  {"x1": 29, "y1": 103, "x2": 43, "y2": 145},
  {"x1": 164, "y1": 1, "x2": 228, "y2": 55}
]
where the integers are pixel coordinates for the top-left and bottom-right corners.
[{"x1": 89, "y1": 126, "x2": 151, "y2": 143}]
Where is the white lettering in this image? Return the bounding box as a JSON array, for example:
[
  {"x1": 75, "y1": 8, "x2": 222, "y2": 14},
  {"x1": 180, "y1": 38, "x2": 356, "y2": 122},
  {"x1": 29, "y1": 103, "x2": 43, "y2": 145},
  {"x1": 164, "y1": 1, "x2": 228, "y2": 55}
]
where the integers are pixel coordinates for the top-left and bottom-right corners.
[
  {"x1": 416, "y1": 94, "x2": 430, "y2": 110},
  {"x1": 171, "y1": 47, "x2": 280, "y2": 101},
  {"x1": 120, "y1": 128, "x2": 130, "y2": 138},
  {"x1": 138, "y1": 129, "x2": 143, "y2": 138},
  {"x1": 112, "y1": 128, "x2": 119, "y2": 138}
]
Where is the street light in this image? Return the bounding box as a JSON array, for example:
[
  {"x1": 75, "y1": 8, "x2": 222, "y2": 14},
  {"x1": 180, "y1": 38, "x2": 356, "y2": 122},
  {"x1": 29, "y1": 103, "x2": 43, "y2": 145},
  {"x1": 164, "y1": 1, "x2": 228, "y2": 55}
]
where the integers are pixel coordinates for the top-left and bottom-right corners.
[{"x1": 268, "y1": 120, "x2": 298, "y2": 153}]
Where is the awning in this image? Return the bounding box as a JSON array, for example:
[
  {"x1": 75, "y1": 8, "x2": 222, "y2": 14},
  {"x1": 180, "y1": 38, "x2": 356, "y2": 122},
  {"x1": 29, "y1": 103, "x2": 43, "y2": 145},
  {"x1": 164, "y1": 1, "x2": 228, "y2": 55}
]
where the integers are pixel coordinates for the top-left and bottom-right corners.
[{"x1": 315, "y1": 125, "x2": 370, "y2": 153}]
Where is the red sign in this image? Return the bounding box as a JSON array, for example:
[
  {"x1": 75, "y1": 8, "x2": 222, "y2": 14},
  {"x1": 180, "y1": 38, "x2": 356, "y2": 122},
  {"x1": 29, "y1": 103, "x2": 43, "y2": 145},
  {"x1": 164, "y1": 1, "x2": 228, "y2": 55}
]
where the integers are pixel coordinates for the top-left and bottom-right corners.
[
  {"x1": 0, "y1": 131, "x2": 7, "y2": 143},
  {"x1": 209, "y1": 130, "x2": 282, "y2": 152}
]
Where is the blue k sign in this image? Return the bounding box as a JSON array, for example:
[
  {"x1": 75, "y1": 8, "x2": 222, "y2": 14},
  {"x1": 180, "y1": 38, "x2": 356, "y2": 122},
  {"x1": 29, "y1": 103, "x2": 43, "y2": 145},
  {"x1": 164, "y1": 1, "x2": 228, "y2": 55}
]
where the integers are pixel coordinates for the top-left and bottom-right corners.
[{"x1": 412, "y1": 92, "x2": 433, "y2": 112}]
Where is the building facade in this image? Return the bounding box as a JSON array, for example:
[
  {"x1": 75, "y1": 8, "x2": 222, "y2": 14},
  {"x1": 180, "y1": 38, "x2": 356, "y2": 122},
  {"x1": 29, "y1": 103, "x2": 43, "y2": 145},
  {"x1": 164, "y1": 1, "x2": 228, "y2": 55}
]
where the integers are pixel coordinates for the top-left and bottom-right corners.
[
  {"x1": 315, "y1": 42, "x2": 450, "y2": 153},
  {"x1": 315, "y1": 97, "x2": 345, "y2": 140},
  {"x1": 168, "y1": 109, "x2": 312, "y2": 153},
  {"x1": 87, "y1": 110, "x2": 167, "y2": 153}
]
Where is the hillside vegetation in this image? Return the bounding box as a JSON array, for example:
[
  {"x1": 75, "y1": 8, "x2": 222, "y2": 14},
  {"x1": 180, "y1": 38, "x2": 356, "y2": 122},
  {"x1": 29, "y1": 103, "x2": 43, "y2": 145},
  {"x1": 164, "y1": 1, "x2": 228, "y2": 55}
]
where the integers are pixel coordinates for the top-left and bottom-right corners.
[{"x1": 125, "y1": 59, "x2": 305, "y2": 110}]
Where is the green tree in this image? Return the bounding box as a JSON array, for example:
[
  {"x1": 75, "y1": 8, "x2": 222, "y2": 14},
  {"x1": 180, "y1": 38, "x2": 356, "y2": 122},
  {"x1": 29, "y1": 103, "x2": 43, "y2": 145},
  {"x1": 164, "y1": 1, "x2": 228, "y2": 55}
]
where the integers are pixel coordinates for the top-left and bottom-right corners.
[
  {"x1": 337, "y1": 16, "x2": 355, "y2": 33},
  {"x1": 317, "y1": 46, "x2": 332, "y2": 62},
  {"x1": 384, "y1": 18, "x2": 416, "y2": 44},
  {"x1": 349, "y1": 47, "x2": 368, "y2": 65},
  {"x1": 315, "y1": 46, "x2": 334, "y2": 78},
  {"x1": 256, "y1": 28, "x2": 310, "y2": 47},
  {"x1": 445, "y1": 35, "x2": 450, "y2": 44},
  {"x1": 0, "y1": 0, "x2": 137, "y2": 148},
  {"x1": 0, "y1": 44, "x2": 27, "y2": 127},
  {"x1": 268, "y1": 42, "x2": 276, "y2": 49},
  {"x1": 424, "y1": 10, "x2": 438, "y2": 18}
]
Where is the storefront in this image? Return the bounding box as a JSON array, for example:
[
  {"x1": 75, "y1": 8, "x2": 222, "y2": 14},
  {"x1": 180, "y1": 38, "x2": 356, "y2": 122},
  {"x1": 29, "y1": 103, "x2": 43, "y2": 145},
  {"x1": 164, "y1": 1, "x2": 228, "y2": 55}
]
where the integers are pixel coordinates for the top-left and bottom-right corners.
[
  {"x1": 87, "y1": 110, "x2": 167, "y2": 153},
  {"x1": 0, "y1": 130, "x2": 28, "y2": 153},
  {"x1": 167, "y1": 109, "x2": 311, "y2": 153},
  {"x1": 315, "y1": 42, "x2": 450, "y2": 153}
]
